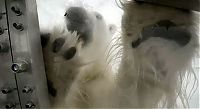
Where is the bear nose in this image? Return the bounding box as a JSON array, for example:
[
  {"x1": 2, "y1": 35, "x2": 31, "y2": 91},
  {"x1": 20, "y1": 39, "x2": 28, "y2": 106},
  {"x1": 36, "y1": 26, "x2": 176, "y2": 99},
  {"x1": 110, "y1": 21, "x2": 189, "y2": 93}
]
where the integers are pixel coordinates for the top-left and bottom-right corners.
[
  {"x1": 65, "y1": 7, "x2": 89, "y2": 24},
  {"x1": 65, "y1": 7, "x2": 93, "y2": 46},
  {"x1": 63, "y1": 47, "x2": 76, "y2": 60}
]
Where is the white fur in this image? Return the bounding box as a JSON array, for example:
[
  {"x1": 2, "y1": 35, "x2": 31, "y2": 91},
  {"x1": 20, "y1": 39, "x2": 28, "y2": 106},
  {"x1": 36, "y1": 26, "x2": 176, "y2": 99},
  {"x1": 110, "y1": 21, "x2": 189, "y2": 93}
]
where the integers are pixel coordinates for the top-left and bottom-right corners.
[
  {"x1": 42, "y1": 9, "x2": 116, "y2": 108},
  {"x1": 43, "y1": 1, "x2": 199, "y2": 108},
  {"x1": 117, "y1": 1, "x2": 199, "y2": 108}
]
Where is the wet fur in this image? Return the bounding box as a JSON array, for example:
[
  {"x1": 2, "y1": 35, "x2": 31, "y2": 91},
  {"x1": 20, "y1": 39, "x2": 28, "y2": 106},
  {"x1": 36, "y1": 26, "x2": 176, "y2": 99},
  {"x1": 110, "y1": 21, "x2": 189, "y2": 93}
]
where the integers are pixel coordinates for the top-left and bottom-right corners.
[
  {"x1": 116, "y1": 1, "x2": 199, "y2": 107},
  {"x1": 64, "y1": 1, "x2": 199, "y2": 108},
  {"x1": 41, "y1": 1, "x2": 199, "y2": 108},
  {"x1": 41, "y1": 8, "x2": 115, "y2": 107}
]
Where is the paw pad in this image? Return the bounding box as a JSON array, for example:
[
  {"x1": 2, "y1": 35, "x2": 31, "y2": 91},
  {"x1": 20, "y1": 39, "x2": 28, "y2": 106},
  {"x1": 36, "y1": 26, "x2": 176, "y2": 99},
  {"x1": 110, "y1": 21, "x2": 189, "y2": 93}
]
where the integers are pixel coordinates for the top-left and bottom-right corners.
[
  {"x1": 52, "y1": 38, "x2": 65, "y2": 53},
  {"x1": 63, "y1": 47, "x2": 76, "y2": 60}
]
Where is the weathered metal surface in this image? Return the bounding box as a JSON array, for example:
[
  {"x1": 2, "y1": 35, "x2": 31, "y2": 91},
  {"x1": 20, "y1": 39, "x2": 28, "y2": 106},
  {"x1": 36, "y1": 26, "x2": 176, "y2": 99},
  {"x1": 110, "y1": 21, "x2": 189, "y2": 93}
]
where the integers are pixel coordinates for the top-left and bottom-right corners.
[{"x1": 0, "y1": 0, "x2": 50, "y2": 108}]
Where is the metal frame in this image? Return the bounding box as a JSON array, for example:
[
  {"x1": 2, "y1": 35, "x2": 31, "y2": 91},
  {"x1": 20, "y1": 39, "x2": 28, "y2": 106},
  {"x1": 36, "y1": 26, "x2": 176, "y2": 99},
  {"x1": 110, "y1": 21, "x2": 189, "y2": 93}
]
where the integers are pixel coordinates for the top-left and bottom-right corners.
[
  {"x1": 135, "y1": 0, "x2": 200, "y2": 11},
  {"x1": 0, "y1": 0, "x2": 49, "y2": 108}
]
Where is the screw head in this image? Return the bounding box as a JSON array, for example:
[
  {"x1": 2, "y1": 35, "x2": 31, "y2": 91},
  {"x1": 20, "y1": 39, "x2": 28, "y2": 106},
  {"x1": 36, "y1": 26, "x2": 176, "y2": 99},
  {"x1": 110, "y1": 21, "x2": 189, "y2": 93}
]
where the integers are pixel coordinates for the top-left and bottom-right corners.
[
  {"x1": 11, "y1": 60, "x2": 29, "y2": 73},
  {"x1": 25, "y1": 101, "x2": 35, "y2": 108}
]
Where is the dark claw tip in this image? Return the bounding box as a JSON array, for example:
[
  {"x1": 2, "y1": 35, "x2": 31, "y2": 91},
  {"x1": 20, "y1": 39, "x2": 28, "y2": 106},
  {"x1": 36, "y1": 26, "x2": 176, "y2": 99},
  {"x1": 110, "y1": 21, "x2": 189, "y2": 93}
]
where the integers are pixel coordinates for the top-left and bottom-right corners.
[
  {"x1": 132, "y1": 38, "x2": 141, "y2": 48},
  {"x1": 52, "y1": 38, "x2": 65, "y2": 53},
  {"x1": 63, "y1": 47, "x2": 76, "y2": 60}
]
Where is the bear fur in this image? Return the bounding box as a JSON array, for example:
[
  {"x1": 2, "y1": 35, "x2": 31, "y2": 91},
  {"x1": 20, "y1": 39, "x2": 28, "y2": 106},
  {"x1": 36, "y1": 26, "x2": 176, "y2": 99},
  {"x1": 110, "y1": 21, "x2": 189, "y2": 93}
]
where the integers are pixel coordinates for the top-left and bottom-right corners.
[
  {"x1": 117, "y1": 1, "x2": 199, "y2": 108},
  {"x1": 41, "y1": 7, "x2": 116, "y2": 108},
  {"x1": 41, "y1": 1, "x2": 199, "y2": 108}
]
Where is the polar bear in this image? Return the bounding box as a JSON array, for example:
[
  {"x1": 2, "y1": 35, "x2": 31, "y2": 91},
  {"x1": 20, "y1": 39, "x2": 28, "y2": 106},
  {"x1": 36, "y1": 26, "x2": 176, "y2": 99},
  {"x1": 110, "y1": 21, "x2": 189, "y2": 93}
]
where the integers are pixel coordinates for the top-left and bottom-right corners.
[
  {"x1": 116, "y1": 0, "x2": 199, "y2": 108},
  {"x1": 40, "y1": 1, "x2": 199, "y2": 108},
  {"x1": 60, "y1": 1, "x2": 199, "y2": 108},
  {"x1": 40, "y1": 7, "x2": 116, "y2": 107}
]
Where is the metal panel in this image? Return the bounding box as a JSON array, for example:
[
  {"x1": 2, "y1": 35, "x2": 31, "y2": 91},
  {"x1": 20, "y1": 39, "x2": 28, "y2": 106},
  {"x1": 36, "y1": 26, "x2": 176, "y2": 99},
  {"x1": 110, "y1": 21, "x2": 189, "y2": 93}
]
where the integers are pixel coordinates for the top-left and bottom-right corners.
[
  {"x1": 0, "y1": 0, "x2": 50, "y2": 108},
  {"x1": 0, "y1": 0, "x2": 21, "y2": 108},
  {"x1": 135, "y1": 0, "x2": 200, "y2": 11},
  {"x1": 5, "y1": 0, "x2": 50, "y2": 108}
]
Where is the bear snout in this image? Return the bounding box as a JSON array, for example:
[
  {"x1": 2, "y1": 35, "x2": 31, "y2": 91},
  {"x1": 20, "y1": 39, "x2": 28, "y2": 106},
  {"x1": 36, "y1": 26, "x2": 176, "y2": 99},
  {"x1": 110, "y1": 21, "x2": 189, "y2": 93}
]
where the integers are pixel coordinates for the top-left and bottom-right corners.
[{"x1": 65, "y1": 7, "x2": 94, "y2": 45}]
